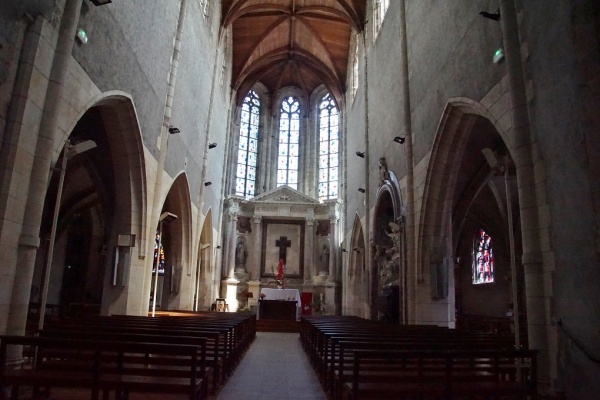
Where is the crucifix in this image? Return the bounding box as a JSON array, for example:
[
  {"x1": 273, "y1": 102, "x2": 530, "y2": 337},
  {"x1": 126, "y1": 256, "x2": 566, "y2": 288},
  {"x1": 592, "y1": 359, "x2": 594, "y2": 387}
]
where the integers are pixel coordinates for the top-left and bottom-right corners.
[{"x1": 275, "y1": 236, "x2": 292, "y2": 264}]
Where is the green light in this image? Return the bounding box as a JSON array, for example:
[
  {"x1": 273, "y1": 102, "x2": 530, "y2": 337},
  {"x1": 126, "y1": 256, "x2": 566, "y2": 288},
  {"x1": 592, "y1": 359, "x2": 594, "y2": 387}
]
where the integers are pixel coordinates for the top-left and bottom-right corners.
[
  {"x1": 76, "y1": 28, "x2": 88, "y2": 44},
  {"x1": 493, "y1": 48, "x2": 504, "y2": 64}
]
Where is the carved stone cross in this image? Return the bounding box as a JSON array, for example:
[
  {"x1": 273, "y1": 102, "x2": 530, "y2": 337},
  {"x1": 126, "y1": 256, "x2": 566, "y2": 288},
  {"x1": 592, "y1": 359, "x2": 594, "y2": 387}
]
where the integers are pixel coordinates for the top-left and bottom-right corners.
[{"x1": 275, "y1": 236, "x2": 292, "y2": 264}]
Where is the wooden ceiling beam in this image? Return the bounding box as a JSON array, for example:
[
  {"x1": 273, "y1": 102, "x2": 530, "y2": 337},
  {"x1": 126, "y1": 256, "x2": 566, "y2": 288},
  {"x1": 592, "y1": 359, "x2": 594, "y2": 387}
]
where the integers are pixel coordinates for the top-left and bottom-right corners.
[
  {"x1": 234, "y1": 15, "x2": 289, "y2": 79},
  {"x1": 296, "y1": 15, "x2": 341, "y2": 82}
]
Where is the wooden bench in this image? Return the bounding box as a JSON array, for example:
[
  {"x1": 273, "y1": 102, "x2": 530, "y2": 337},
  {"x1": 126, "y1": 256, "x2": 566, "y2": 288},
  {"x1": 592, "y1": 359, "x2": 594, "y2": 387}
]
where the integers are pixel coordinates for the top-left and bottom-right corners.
[
  {"x1": 41, "y1": 321, "x2": 228, "y2": 394},
  {"x1": 344, "y1": 349, "x2": 537, "y2": 400},
  {"x1": 0, "y1": 335, "x2": 206, "y2": 400}
]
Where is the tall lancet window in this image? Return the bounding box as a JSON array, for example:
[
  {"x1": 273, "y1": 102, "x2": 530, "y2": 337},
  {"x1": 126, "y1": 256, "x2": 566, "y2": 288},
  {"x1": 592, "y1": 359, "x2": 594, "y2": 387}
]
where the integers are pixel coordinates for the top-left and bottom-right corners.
[
  {"x1": 318, "y1": 93, "x2": 339, "y2": 200},
  {"x1": 277, "y1": 96, "x2": 300, "y2": 189},
  {"x1": 235, "y1": 90, "x2": 260, "y2": 198},
  {"x1": 472, "y1": 228, "x2": 494, "y2": 284}
]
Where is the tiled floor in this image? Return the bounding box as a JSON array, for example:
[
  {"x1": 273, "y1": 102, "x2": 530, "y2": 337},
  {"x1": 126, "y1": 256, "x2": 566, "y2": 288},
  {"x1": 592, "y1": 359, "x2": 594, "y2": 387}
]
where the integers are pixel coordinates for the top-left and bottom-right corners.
[{"x1": 214, "y1": 332, "x2": 327, "y2": 400}]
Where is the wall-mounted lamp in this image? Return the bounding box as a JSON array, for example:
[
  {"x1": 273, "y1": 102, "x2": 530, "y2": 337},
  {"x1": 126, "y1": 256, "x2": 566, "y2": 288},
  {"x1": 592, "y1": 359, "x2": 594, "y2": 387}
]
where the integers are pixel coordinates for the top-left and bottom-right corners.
[
  {"x1": 356, "y1": 151, "x2": 365, "y2": 158},
  {"x1": 216, "y1": 246, "x2": 221, "y2": 249},
  {"x1": 479, "y1": 9, "x2": 501, "y2": 21},
  {"x1": 393, "y1": 136, "x2": 405, "y2": 144},
  {"x1": 208, "y1": 143, "x2": 217, "y2": 149},
  {"x1": 204, "y1": 182, "x2": 212, "y2": 187},
  {"x1": 352, "y1": 247, "x2": 361, "y2": 253},
  {"x1": 342, "y1": 248, "x2": 348, "y2": 253},
  {"x1": 168, "y1": 126, "x2": 180, "y2": 134},
  {"x1": 358, "y1": 188, "x2": 366, "y2": 193},
  {"x1": 90, "y1": 0, "x2": 112, "y2": 6}
]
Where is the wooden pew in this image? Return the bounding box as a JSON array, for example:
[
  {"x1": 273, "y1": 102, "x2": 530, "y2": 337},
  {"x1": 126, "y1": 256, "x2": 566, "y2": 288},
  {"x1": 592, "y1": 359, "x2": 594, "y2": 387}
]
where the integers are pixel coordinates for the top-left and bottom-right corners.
[
  {"x1": 0, "y1": 335, "x2": 205, "y2": 400},
  {"x1": 344, "y1": 348, "x2": 537, "y2": 400},
  {"x1": 42, "y1": 318, "x2": 230, "y2": 394}
]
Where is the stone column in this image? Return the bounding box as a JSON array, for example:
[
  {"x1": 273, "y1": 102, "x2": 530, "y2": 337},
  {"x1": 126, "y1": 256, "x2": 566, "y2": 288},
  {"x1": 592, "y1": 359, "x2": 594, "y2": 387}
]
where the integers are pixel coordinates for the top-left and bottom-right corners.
[
  {"x1": 251, "y1": 215, "x2": 262, "y2": 280},
  {"x1": 225, "y1": 211, "x2": 238, "y2": 279},
  {"x1": 304, "y1": 216, "x2": 315, "y2": 282},
  {"x1": 329, "y1": 216, "x2": 338, "y2": 281},
  {"x1": 8, "y1": 0, "x2": 83, "y2": 339}
]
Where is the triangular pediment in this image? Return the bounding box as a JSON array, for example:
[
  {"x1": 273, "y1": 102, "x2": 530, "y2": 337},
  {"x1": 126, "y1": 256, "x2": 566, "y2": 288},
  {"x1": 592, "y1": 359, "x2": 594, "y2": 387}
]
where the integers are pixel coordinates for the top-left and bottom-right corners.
[{"x1": 249, "y1": 185, "x2": 320, "y2": 205}]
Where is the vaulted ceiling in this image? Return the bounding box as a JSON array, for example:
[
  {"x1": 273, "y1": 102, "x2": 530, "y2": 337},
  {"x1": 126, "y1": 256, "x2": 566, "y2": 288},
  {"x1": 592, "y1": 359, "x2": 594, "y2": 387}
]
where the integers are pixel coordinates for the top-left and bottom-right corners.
[{"x1": 221, "y1": 0, "x2": 367, "y2": 108}]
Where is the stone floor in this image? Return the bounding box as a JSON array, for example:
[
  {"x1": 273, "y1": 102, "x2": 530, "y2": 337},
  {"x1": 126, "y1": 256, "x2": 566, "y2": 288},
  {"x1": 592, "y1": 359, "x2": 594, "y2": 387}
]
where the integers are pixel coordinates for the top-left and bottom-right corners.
[{"x1": 213, "y1": 332, "x2": 327, "y2": 400}]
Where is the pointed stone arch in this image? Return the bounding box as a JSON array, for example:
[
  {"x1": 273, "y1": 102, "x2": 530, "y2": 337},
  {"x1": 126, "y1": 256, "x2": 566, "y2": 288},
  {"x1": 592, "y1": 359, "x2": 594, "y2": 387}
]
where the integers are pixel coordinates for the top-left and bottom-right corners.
[
  {"x1": 415, "y1": 97, "x2": 534, "y2": 329},
  {"x1": 371, "y1": 169, "x2": 405, "y2": 323},
  {"x1": 195, "y1": 208, "x2": 214, "y2": 311},
  {"x1": 151, "y1": 173, "x2": 194, "y2": 312},
  {"x1": 33, "y1": 91, "x2": 149, "y2": 317},
  {"x1": 346, "y1": 213, "x2": 367, "y2": 318}
]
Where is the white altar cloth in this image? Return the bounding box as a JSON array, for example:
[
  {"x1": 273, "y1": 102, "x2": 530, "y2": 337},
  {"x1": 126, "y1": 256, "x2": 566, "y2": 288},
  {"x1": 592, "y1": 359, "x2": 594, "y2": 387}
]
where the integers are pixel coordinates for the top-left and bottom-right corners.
[{"x1": 259, "y1": 288, "x2": 302, "y2": 320}]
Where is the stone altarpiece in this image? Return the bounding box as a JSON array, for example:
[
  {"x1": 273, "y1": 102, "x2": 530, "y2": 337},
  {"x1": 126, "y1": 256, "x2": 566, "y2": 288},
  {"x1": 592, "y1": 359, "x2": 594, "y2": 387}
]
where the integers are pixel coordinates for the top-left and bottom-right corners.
[{"x1": 221, "y1": 186, "x2": 341, "y2": 313}]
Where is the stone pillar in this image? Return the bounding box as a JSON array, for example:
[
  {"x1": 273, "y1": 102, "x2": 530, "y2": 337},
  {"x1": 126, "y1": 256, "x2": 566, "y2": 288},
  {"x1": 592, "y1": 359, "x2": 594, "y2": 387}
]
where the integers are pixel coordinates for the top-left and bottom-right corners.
[
  {"x1": 251, "y1": 215, "x2": 262, "y2": 280},
  {"x1": 7, "y1": 0, "x2": 83, "y2": 339},
  {"x1": 225, "y1": 211, "x2": 238, "y2": 279},
  {"x1": 304, "y1": 217, "x2": 315, "y2": 282},
  {"x1": 329, "y1": 216, "x2": 338, "y2": 281}
]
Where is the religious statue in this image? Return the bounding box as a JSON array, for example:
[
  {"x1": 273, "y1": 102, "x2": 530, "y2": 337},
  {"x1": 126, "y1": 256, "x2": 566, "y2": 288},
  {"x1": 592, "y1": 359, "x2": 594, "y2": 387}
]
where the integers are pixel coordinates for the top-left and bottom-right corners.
[
  {"x1": 379, "y1": 157, "x2": 391, "y2": 185},
  {"x1": 375, "y1": 244, "x2": 399, "y2": 288},
  {"x1": 235, "y1": 239, "x2": 247, "y2": 271},
  {"x1": 319, "y1": 243, "x2": 330, "y2": 275},
  {"x1": 385, "y1": 222, "x2": 402, "y2": 253}
]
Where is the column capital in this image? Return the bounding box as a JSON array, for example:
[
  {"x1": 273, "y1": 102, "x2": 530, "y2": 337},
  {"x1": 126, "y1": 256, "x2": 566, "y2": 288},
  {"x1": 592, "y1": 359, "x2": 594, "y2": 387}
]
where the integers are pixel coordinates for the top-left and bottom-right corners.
[
  {"x1": 252, "y1": 215, "x2": 262, "y2": 224},
  {"x1": 329, "y1": 215, "x2": 339, "y2": 224},
  {"x1": 306, "y1": 216, "x2": 315, "y2": 226},
  {"x1": 228, "y1": 210, "x2": 239, "y2": 221}
]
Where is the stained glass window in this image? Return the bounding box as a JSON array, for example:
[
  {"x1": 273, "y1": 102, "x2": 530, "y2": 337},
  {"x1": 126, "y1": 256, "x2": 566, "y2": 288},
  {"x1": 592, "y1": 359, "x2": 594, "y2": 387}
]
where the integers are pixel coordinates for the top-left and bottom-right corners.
[
  {"x1": 277, "y1": 96, "x2": 300, "y2": 190},
  {"x1": 318, "y1": 93, "x2": 339, "y2": 200},
  {"x1": 472, "y1": 229, "x2": 494, "y2": 284},
  {"x1": 152, "y1": 230, "x2": 165, "y2": 275},
  {"x1": 235, "y1": 90, "x2": 260, "y2": 198}
]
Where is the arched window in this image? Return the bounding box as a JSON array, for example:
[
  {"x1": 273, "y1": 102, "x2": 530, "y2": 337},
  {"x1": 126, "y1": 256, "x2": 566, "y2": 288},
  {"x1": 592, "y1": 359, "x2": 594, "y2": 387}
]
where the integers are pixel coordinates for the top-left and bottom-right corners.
[
  {"x1": 235, "y1": 91, "x2": 260, "y2": 198},
  {"x1": 318, "y1": 93, "x2": 339, "y2": 200},
  {"x1": 472, "y1": 228, "x2": 494, "y2": 284},
  {"x1": 351, "y1": 38, "x2": 359, "y2": 98},
  {"x1": 277, "y1": 96, "x2": 300, "y2": 189},
  {"x1": 373, "y1": 0, "x2": 390, "y2": 40}
]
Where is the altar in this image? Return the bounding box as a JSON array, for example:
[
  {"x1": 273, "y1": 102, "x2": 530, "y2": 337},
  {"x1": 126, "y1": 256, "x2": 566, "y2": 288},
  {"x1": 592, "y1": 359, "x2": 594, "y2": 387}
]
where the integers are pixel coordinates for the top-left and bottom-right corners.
[{"x1": 259, "y1": 288, "x2": 301, "y2": 320}]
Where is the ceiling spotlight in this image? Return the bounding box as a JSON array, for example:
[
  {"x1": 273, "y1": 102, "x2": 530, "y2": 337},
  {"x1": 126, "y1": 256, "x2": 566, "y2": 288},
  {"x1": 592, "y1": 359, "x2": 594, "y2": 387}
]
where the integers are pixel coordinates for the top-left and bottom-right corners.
[
  {"x1": 358, "y1": 188, "x2": 366, "y2": 193},
  {"x1": 356, "y1": 151, "x2": 365, "y2": 158},
  {"x1": 204, "y1": 182, "x2": 212, "y2": 187},
  {"x1": 208, "y1": 143, "x2": 217, "y2": 149},
  {"x1": 168, "y1": 126, "x2": 180, "y2": 134},
  {"x1": 393, "y1": 136, "x2": 405, "y2": 144},
  {"x1": 90, "y1": 0, "x2": 112, "y2": 5},
  {"x1": 479, "y1": 9, "x2": 501, "y2": 21}
]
